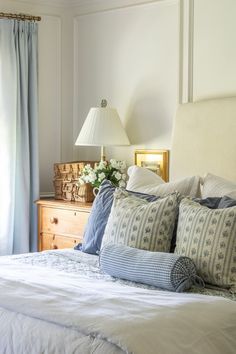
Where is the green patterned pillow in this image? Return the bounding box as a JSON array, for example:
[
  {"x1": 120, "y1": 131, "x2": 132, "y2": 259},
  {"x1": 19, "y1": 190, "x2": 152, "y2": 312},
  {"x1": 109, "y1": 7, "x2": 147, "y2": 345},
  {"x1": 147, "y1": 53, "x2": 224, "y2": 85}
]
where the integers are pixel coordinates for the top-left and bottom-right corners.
[
  {"x1": 102, "y1": 189, "x2": 179, "y2": 252},
  {"x1": 175, "y1": 198, "x2": 236, "y2": 291}
]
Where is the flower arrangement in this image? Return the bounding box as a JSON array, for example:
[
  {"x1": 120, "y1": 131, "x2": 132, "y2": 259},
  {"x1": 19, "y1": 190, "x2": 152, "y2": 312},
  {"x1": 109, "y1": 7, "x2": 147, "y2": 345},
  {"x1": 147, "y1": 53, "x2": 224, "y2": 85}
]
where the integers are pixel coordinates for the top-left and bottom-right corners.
[{"x1": 79, "y1": 159, "x2": 127, "y2": 188}]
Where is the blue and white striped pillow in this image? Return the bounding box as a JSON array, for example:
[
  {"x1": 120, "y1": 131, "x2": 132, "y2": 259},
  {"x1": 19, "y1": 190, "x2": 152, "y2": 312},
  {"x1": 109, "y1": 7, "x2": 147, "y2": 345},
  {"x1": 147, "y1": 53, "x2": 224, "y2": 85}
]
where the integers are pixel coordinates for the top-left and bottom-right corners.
[
  {"x1": 102, "y1": 189, "x2": 179, "y2": 252},
  {"x1": 100, "y1": 244, "x2": 203, "y2": 292}
]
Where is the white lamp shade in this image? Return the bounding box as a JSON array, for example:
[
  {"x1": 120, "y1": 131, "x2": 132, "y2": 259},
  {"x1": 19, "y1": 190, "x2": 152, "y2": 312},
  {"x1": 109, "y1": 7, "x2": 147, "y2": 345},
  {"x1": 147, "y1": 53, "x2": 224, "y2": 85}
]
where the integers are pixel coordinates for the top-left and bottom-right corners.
[{"x1": 75, "y1": 107, "x2": 130, "y2": 146}]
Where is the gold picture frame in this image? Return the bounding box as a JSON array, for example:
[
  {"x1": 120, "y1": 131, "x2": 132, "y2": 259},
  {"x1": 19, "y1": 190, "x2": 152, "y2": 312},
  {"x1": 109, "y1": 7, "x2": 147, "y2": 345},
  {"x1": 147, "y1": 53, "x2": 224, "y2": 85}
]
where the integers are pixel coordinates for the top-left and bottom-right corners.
[{"x1": 134, "y1": 149, "x2": 169, "y2": 182}]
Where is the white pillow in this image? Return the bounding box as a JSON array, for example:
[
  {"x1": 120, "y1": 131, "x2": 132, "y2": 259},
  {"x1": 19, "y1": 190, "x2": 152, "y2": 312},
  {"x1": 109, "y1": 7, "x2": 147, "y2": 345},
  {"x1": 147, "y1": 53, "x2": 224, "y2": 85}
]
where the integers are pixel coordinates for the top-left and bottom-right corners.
[
  {"x1": 127, "y1": 166, "x2": 201, "y2": 198},
  {"x1": 202, "y1": 173, "x2": 236, "y2": 198}
]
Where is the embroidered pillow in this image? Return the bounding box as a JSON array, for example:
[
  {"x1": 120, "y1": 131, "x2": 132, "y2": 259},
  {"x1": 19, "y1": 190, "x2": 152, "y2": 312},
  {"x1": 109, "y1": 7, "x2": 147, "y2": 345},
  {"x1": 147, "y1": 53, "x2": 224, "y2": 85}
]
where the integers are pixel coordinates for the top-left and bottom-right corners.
[
  {"x1": 100, "y1": 244, "x2": 204, "y2": 292},
  {"x1": 175, "y1": 198, "x2": 236, "y2": 291},
  {"x1": 127, "y1": 166, "x2": 201, "y2": 198},
  {"x1": 102, "y1": 189, "x2": 179, "y2": 252},
  {"x1": 202, "y1": 173, "x2": 236, "y2": 199},
  {"x1": 80, "y1": 180, "x2": 159, "y2": 254}
]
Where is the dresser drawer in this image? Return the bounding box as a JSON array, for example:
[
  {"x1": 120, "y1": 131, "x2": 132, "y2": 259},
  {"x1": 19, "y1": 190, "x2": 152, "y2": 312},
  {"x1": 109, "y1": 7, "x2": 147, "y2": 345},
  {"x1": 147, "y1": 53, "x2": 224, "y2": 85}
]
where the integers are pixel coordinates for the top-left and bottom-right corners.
[
  {"x1": 40, "y1": 206, "x2": 89, "y2": 237},
  {"x1": 40, "y1": 233, "x2": 81, "y2": 251}
]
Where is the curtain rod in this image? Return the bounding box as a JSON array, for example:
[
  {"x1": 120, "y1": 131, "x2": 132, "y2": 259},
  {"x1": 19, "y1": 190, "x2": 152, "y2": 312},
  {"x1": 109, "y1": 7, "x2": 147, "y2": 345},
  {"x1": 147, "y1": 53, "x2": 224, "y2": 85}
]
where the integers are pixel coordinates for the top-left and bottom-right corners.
[{"x1": 0, "y1": 12, "x2": 41, "y2": 22}]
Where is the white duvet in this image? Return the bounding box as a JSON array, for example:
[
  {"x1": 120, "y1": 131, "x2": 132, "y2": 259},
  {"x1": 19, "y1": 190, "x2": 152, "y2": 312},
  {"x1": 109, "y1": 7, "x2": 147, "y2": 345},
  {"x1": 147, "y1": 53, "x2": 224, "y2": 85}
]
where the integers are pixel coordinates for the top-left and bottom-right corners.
[{"x1": 0, "y1": 250, "x2": 235, "y2": 354}]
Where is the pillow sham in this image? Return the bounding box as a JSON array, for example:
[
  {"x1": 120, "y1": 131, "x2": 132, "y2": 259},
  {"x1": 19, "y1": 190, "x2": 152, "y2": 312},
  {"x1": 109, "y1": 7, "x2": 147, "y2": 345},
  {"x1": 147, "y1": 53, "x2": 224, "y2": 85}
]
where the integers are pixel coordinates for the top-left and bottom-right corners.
[
  {"x1": 218, "y1": 195, "x2": 236, "y2": 208},
  {"x1": 175, "y1": 198, "x2": 236, "y2": 291},
  {"x1": 195, "y1": 195, "x2": 236, "y2": 209},
  {"x1": 127, "y1": 166, "x2": 201, "y2": 198},
  {"x1": 170, "y1": 195, "x2": 236, "y2": 253},
  {"x1": 102, "y1": 189, "x2": 179, "y2": 252},
  {"x1": 100, "y1": 244, "x2": 204, "y2": 292},
  {"x1": 202, "y1": 173, "x2": 236, "y2": 199},
  {"x1": 80, "y1": 180, "x2": 159, "y2": 254}
]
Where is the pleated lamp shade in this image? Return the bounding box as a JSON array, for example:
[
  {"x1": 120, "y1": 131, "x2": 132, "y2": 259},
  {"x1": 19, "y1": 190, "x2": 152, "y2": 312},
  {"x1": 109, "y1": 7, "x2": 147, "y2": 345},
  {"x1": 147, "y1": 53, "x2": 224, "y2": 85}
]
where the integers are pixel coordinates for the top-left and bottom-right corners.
[{"x1": 75, "y1": 102, "x2": 130, "y2": 160}]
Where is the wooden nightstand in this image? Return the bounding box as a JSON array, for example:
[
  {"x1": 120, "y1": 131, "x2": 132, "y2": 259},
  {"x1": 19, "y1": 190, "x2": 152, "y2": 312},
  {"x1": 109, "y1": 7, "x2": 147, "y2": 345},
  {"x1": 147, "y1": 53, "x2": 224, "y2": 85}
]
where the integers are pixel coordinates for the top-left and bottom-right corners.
[{"x1": 36, "y1": 199, "x2": 92, "y2": 251}]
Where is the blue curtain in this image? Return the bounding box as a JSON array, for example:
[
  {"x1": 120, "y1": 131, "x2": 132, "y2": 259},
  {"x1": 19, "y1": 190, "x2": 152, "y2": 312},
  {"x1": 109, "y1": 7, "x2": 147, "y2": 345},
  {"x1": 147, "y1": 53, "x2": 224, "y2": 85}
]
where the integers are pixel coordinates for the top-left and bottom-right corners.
[{"x1": 0, "y1": 19, "x2": 39, "y2": 255}]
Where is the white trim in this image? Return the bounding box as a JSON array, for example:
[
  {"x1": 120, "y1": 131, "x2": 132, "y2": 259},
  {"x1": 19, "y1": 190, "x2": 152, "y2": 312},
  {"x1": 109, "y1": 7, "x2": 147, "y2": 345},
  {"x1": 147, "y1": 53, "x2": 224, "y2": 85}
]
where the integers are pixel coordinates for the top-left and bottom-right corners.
[
  {"x1": 40, "y1": 192, "x2": 55, "y2": 198},
  {"x1": 14, "y1": 0, "x2": 69, "y2": 8},
  {"x1": 44, "y1": 15, "x2": 63, "y2": 163},
  {"x1": 48, "y1": 15, "x2": 62, "y2": 162},
  {"x1": 71, "y1": 0, "x2": 166, "y2": 14},
  {"x1": 188, "y1": 0, "x2": 194, "y2": 103},
  {"x1": 16, "y1": 0, "x2": 167, "y2": 10},
  {"x1": 73, "y1": 17, "x2": 79, "y2": 161},
  {"x1": 178, "y1": 0, "x2": 194, "y2": 103}
]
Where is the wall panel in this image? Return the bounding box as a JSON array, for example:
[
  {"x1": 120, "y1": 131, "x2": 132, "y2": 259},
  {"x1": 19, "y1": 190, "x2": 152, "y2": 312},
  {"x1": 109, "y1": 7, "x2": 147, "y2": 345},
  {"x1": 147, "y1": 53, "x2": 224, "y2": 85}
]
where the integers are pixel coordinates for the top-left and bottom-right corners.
[
  {"x1": 193, "y1": 0, "x2": 236, "y2": 101},
  {"x1": 73, "y1": 0, "x2": 180, "y2": 165},
  {"x1": 38, "y1": 15, "x2": 61, "y2": 194}
]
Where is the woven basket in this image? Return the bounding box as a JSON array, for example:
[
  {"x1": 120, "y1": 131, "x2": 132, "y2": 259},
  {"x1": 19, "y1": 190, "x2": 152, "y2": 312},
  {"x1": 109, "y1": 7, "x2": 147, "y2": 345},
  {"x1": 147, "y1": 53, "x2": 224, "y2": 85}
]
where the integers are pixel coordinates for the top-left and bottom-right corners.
[{"x1": 53, "y1": 161, "x2": 97, "y2": 201}]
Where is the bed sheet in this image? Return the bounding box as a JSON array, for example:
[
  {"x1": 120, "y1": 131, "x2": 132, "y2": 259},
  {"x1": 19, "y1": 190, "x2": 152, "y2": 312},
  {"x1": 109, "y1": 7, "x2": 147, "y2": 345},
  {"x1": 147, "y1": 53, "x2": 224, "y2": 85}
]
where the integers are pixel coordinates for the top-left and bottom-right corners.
[{"x1": 0, "y1": 249, "x2": 235, "y2": 354}]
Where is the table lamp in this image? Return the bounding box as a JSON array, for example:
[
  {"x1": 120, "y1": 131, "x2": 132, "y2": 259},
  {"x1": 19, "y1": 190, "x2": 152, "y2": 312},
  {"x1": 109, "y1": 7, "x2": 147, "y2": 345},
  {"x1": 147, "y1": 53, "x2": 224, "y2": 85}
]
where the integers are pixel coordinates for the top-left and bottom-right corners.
[{"x1": 75, "y1": 99, "x2": 130, "y2": 161}]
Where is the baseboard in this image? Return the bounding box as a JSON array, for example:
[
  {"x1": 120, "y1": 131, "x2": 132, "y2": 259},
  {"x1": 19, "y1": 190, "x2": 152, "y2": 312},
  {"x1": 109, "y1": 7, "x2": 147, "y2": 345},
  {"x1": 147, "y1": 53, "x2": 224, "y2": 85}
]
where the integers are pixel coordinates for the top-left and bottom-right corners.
[{"x1": 40, "y1": 192, "x2": 55, "y2": 198}]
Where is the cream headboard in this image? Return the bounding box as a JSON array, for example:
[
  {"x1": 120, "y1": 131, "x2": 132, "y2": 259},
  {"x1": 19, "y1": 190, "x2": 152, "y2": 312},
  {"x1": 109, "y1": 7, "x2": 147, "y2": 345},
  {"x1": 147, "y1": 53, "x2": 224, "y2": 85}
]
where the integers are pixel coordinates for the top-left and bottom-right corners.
[{"x1": 170, "y1": 97, "x2": 236, "y2": 182}]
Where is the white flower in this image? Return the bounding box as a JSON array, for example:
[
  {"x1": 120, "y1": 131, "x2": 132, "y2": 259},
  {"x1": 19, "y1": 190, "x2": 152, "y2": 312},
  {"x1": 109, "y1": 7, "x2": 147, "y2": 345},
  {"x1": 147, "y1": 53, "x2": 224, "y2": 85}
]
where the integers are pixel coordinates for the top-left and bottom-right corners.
[
  {"x1": 110, "y1": 159, "x2": 119, "y2": 169},
  {"x1": 84, "y1": 164, "x2": 92, "y2": 171},
  {"x1": 114, "y1": 171, "x2": 122, "y2": 181},
  {"x1": 98, "y1": 172, "x2": 106, "y2": 182},
  {"x1": 89, "y1": 171, "x2": 96, "y2": 183},
  {"x1": 84, "y1": 175, "x2": 91, "y2": 183},
  {"x1": 79, "y1": 159, "x2": 127, "y2": 187},
  {"x1": 119, "y1": 180, "x2": 126, "y2": 188},
  {"x1": 98, "y1": 160, "x2": 107, "y2": 169},
  {"x1": 119, "y1": 161, "x2": 126, "y2": 170}
]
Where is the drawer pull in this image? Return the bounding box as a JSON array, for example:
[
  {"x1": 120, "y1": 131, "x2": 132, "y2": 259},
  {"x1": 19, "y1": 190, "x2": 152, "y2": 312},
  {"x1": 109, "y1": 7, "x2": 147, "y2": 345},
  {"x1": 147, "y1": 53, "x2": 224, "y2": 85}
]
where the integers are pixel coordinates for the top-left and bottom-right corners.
[
  {"x1": 50, "y1": 217, "x2": 58, "y2": 224},
  {"x1": 51, "y1": 243, "x2": 58, "y2": 249}
]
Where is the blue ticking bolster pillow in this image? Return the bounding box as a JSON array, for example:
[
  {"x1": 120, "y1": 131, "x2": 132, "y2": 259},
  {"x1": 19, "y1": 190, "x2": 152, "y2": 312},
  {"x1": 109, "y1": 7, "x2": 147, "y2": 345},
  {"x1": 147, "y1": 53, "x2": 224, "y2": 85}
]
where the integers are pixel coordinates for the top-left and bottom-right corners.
[{"x1": 100, "y1": 244, "x2": 204, "y2": 292}]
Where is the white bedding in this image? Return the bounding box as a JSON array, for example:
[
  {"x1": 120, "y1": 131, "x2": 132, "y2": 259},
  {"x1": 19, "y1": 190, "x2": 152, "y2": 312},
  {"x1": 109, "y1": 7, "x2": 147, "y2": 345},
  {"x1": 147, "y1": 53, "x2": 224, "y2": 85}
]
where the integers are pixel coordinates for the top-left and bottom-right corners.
[{"x1": 0, "y1": 249, "x2": 236, "y2": 354}]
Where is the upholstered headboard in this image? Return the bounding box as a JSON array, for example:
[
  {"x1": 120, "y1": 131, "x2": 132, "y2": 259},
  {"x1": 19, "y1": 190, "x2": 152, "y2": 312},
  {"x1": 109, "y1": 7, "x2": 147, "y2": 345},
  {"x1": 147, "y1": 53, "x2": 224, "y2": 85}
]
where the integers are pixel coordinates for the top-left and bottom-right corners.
[{"x1": 170, "y1": 97, "x2": 236, "y2": 182}]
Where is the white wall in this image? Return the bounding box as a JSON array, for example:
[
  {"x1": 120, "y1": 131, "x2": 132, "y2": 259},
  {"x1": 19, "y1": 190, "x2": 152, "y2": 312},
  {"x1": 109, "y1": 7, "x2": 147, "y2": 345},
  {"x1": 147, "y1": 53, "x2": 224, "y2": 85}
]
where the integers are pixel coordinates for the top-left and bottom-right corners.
[
  {"x1": 38, "y1": 15, "x2": 61, "y2": 194},
  {"x1": 193, "y1": 0, "x2": 236, "y2": 101},
  {"x1": 2, "y1": 0, "x2": 236, "y2": 193},
  {"x1": 73, "y1": 0, "x2": 180, "y2": 165}
]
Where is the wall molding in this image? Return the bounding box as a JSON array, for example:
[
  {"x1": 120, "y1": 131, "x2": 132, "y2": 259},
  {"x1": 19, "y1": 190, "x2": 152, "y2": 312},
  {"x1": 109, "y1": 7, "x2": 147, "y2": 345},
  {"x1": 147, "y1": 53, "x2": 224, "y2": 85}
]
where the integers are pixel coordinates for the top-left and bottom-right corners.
[
  {"x1": 40, "y1": 192, "x2": 55, "y2": 198},
  {"x1": 187, "y1": 0, "x2": 194, "y2": 102},
  {"x1": 72, "y1": 0, "x2": 188, "y2": 159},
  {"x1": 38, "y1": 15, "x2": 62, "y2": 194},
  {"x1": 16, "y1": 0, "x2": 167, "y2": 10},
  {"x1": 71, "y1": 0, "x2": 168, "y2": 15},
  {"x1": 42, "y1": 15, "x2": 62, "y2": 163},
  {"x1": 72, "y1": 17, "x2": 79, "y2": 161},
  {"x1": 13, "y1": 0, "x2": 69, "y2": 8},
  {"x1": 179, "y1": 0, "x2": 194, "y2": 103}
]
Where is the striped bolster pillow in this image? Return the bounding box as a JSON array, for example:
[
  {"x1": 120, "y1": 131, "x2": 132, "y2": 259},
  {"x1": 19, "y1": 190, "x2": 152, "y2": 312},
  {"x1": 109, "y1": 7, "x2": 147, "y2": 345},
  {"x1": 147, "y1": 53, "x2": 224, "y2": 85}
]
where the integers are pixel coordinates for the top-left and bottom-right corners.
[{"x1": 100, "y1": 244, "x2": 204, "y2": 292}]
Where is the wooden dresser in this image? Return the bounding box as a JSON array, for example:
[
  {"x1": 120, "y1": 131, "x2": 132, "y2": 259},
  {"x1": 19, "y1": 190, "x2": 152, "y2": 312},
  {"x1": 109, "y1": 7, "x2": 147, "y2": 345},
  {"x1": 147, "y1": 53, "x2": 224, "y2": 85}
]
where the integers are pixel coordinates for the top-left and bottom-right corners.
[{"x1": 36, "y1": 199, "x2": 92, "y2": 251}]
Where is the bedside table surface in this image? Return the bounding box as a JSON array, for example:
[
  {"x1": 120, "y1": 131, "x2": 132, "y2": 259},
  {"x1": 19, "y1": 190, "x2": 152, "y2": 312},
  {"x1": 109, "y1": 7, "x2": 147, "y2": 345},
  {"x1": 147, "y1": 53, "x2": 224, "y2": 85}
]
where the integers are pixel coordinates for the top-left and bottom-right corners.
[{"x1": 36, "y1": 198, "x2": 93, "y2": 211}]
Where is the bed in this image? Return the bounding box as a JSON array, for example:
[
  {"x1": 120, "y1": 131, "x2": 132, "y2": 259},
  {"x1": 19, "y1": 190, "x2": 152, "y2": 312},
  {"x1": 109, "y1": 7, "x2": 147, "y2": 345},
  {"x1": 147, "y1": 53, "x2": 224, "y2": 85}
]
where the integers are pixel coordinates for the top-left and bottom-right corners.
[{"x1": 1, "y1": 97, "x2": 236, "y2": 354}]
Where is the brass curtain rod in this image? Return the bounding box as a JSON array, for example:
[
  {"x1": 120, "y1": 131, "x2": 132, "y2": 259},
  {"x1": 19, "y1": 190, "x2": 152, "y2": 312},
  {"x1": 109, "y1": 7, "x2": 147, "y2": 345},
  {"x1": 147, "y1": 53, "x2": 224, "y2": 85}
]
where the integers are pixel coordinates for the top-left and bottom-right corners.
[{"x1": 0, "y1": 12, "x2": 41, "y2": 22}]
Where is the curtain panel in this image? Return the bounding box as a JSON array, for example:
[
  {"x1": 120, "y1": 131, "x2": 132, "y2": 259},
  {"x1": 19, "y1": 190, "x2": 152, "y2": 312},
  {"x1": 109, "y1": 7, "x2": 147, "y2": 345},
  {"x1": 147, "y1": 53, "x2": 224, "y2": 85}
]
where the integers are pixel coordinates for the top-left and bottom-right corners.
[{"x1": 0, "y1": 19, "x2": 39, "y2": 255}]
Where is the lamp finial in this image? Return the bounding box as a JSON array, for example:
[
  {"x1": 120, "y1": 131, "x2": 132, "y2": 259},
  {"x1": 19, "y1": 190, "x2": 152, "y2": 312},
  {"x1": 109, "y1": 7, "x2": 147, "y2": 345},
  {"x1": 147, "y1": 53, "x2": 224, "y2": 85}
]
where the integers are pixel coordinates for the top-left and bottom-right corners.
[{"x1": 101, "y1": 99, "x2": 107, "y2": 108}]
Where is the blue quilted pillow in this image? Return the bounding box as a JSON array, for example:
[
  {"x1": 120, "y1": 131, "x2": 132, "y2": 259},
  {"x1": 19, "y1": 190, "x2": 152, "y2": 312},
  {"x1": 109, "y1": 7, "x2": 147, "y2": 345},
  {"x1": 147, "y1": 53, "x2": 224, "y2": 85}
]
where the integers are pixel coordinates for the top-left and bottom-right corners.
[
  {"x1": 100, "y1": 244, "x2": 204, "y2": 292},
  {"x1": 78, "y1": 180, "x2": 159, "y2": 255}
]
